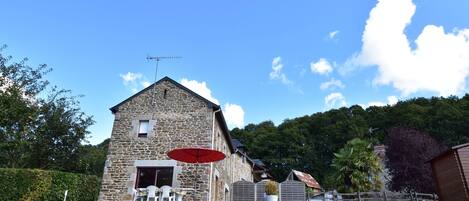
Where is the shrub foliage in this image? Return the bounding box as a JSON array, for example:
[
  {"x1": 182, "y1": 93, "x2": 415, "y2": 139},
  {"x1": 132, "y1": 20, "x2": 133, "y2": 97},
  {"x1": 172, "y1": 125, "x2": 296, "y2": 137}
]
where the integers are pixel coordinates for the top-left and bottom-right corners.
[
  {"x1": 385, "y1": 127, "x2": 447, "y2": 193},
  {"x1": 0, "y1": 168, "x2": 100, "y2": 201},
  {"x1": 265, "y1": 180, "x2": 279, "y2": 195}
]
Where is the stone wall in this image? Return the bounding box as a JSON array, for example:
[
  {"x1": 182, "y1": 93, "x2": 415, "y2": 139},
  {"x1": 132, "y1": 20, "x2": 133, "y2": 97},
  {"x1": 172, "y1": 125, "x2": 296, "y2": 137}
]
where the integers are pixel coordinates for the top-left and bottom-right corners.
[
  {"x1": 99, "y1": 80, "x2": 214, "y2": 201},
  {"x1": 231, "y1": 153, "x2": 253, "y2": 182},
  {"x1": 210, "y1": 119, "x2": 254, "y2": 201},
  {"x1": 99, "y1": 78, "x2": 255, "y2": 201}
]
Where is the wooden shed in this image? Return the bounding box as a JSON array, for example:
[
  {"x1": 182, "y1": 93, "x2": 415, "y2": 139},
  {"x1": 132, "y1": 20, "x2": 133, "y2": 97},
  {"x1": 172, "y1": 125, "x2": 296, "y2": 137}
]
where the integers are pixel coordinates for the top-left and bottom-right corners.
[{"x1": 430, "y1": 143, "x2": 469, "y2": 201}]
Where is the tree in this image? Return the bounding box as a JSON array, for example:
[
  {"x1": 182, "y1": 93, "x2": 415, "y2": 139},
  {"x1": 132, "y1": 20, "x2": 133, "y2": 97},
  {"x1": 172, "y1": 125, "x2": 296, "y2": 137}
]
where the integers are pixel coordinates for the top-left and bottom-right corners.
[
  {"x1": 231, "y1": 95, "x2": 469, "y2": 190},
  {"x1": 77, "y1": 138, "x2": 109, "y2": 176},
  {"x1": 330, "y1": 138, "x2": 382, "y2": 193},
  {"x1": 0, "y1": 46, "x2": 94, "y2": 172},
  {"x1": 0, "y1": 46, "x2": 50, "y2": 167},
  {"x1": 29, "y1": 88, "x2": 95, "y2": 171},
  {"x1": 385, "y1": 127, "x2": 447, "y2": 193}
]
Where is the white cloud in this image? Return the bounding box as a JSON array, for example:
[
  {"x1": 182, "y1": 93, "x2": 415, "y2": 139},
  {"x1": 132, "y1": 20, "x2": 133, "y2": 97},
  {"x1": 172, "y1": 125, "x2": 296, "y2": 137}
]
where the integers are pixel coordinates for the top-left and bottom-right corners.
[
  {"x1": 347, "y1": 0, "x2": 469, "y2": 96},
  {"x1": 179, "y1": 79, "x2": 244, "y2": 128},
  {"x1": 325, "y1": 92, "x2": 347, "y2": 109},
  {"x1": 387, "y1": 96, "x2": 398, "y2": 105},
  {"x1": 311, "y1": 58, "x2": 333, "y2": 75},
  {"x1": 120, "y1": 72, "x2": 142, "y2": 85},
  {"x1": 269, "y1": 56, "x2": 292, "y2": 85},
  {"x1": 320, "y1": 78, "x2": 345, "y2": 90},
  {"x1": 119, "y1": 72, "x2": 150, "y2": 93},
  {"x1": 329, "y1": 30, "x2": 340, "y2": 39},
  {"x1": 223, "y1": 103, "x2": 245, "y2": 129},
  {"x1": 180, "y1": 78, "x2": 220, "y2": 105},
  {"x1": 367, "y1": 101, "x2": 386, "y2": 107},
  {"x1": 141, "y1": 81, "x2": 151, "y2": 88},
  {"x1": 363, "y1": 95, "x2": 399, "y2": 108}
]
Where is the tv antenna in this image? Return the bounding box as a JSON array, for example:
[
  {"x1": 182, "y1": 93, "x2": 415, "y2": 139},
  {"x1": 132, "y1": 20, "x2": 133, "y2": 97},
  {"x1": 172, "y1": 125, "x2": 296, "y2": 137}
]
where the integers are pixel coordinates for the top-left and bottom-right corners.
[
  {"x1": 146, "y1": 56, "x2": 182, "y2": 83},
  {"x1": 146, "y1": 55, "x2": 182, "y2": 106}
]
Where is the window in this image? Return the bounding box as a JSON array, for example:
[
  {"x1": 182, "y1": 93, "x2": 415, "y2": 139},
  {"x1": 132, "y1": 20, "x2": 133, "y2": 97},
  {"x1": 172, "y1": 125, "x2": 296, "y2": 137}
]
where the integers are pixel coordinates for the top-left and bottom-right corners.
[
  {"x1": 136, "y1": 167, "x2": 174, "y2": 188},
  {"x1": 138, "y1": 120, "x2": 149, "y2": 138}
]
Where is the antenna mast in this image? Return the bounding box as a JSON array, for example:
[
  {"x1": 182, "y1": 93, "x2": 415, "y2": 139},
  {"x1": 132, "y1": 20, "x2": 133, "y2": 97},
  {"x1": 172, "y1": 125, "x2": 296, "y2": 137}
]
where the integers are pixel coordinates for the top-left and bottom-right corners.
[
  {"x1": 146, "y1": 56, "x2": 182, "y2": 106},
  {"x1": 146, "y1": 56, "x2": 182, "y2": 83}
]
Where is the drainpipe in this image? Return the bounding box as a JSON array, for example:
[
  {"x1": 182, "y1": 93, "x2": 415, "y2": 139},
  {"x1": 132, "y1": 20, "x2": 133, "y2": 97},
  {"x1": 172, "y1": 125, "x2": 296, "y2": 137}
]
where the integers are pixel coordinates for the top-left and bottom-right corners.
[{"x1": 208, "y1": 108, "x2": 221, "y2": 201}]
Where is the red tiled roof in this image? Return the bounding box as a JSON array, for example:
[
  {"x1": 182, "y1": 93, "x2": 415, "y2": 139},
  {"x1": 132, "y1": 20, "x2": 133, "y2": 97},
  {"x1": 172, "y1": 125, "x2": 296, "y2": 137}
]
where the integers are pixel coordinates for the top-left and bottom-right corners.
[{"x1": 292, "y1": 170, "x2": 321, "y2": 189}]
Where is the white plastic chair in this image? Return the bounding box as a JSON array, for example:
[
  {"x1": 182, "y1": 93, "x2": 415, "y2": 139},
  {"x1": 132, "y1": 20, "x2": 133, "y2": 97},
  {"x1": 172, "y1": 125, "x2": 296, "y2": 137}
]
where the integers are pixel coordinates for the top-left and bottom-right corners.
[
  {"x1": 146, "y1": 185, "x2": 159, "y2": 201},
  {"x1": 174, "y1": 191, "x2": 184, "y2": 201},
  {"x1": 132, "y1": 188, "x2": 138, "y2": 201},
  {"x1": 160, "y1": 185, "x2": 174, "y2": 201}
]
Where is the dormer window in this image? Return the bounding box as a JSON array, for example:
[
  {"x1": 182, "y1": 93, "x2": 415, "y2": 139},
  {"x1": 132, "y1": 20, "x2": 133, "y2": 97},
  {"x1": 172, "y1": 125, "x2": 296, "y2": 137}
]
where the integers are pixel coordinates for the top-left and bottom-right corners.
[{"x1": 138, "y1": 120, "x2": 149, "y2": 138}]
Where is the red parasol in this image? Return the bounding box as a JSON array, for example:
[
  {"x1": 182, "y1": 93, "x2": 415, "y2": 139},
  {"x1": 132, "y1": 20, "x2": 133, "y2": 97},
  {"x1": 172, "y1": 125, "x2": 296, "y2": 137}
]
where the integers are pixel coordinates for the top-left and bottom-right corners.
[
  {"x1": 167, "y1": 147, "x2": 225, "y2": 200},
  {"x1": 167, "y1": 147, "x2": 225, "y2": 163}
]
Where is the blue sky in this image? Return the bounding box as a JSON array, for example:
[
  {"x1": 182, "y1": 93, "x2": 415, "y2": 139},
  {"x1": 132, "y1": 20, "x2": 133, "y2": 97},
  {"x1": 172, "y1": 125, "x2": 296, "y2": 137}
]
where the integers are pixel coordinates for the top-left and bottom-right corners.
[{"x1": 2, "y1": 0, "x2": 469, "y2": 144}]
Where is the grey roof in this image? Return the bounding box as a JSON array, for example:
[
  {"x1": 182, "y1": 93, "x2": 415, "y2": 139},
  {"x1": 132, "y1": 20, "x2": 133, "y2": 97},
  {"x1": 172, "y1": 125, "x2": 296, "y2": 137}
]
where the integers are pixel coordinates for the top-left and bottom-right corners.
[
  {"x1": 231, "y1": 139, "x2": 246, "y2": 149},
  {"x1": 252, "y1": 159, "x2": 265, "y2": 167}
]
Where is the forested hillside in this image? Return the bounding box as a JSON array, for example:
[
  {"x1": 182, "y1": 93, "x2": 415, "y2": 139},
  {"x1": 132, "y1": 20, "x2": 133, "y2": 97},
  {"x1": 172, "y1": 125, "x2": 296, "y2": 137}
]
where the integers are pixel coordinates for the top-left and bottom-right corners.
[{"x1": 231, "y1": 95, "x2": 469, "y2": 189}]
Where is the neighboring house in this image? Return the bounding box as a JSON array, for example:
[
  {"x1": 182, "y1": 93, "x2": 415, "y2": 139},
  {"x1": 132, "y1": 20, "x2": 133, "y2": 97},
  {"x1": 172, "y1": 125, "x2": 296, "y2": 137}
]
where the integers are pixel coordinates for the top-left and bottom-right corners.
[
  {"x1": 430, "y1": 143, "x2": 469, "y2": 201},
  {"x1": 286, "y1": 170, "x2": 321, "y2": 193},
  {"x1": 230, "y1": 139, "x2": 272, "y2": 182},
  {"x1": 99, "y1": 77, "x2": 266, "y2": 201}
]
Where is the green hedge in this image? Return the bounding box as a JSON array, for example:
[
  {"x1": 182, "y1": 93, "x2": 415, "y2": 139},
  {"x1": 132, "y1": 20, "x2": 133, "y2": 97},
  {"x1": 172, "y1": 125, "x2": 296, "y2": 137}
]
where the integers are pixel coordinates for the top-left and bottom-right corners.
[{"x1": 0, "y1": 168, "x2": 100, "y2": 201}]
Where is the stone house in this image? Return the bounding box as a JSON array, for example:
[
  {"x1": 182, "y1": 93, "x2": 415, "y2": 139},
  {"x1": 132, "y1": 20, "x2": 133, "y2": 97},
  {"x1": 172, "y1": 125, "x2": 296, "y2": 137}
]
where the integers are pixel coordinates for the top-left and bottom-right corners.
[{"x1": 99, "y1": 76, "x2": 266, "y2": 201}]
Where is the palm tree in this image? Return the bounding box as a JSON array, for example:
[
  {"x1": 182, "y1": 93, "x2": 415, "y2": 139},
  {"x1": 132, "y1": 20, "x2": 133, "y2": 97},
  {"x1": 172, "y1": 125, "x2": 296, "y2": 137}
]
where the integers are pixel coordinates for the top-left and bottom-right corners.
[{"x1": 331, "y1": 138, "x2": 382, "y2": 192}]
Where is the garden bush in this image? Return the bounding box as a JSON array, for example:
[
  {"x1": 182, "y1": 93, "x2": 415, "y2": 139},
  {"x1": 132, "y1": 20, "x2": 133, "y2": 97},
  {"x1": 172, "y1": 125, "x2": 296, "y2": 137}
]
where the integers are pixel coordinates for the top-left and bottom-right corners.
[
  {"x1": 265, "y1": 180, "x2": 278, "y2": 195},
  {"x1": 0, "y1": 168, "x2": 100, "y2": 201}
]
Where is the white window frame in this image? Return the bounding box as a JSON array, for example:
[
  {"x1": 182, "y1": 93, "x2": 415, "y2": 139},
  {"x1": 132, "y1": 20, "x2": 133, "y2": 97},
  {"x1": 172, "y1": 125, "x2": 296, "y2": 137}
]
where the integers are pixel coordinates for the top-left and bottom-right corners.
[{"x1": 138, "y1": 120, "x2": 150, "y2": 137}]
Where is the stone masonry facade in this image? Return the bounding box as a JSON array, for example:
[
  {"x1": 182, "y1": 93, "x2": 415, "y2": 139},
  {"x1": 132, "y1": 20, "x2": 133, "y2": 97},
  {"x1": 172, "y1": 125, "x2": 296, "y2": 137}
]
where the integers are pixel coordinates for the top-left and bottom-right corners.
[{"x1": 99, "y1": 77, "x2": 254, "y2": 201}]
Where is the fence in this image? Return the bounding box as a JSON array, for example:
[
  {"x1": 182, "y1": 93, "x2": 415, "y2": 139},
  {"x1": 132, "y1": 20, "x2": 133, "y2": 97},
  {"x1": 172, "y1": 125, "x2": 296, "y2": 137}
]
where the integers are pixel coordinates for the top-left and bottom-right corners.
[
  {"x1": 232, "y1": 181, "x2": 438, "y2": 201},
  {"x1": 232, "y1": 180, "x2": 305, "y2": 201},
  {"x1": 316, "y1": 191, "x2": 438, "y2": 201}
]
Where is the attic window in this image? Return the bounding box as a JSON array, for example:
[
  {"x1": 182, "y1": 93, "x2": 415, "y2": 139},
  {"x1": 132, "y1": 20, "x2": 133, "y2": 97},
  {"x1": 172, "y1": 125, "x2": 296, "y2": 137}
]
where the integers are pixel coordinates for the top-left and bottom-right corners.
[
  {"x1": 138, "y1": 120, "x2": 149, "y2": 138},
  {"x1": 163, "y1": 89, "x2": 168, "y2": 99}
]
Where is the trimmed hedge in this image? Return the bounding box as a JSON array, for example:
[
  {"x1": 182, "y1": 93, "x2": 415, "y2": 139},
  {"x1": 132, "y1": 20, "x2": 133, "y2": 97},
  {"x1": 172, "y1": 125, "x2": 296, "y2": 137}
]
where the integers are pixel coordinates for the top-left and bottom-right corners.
[{"x1": 0, "y1": 168, "x2": 100, "y2": 201}]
